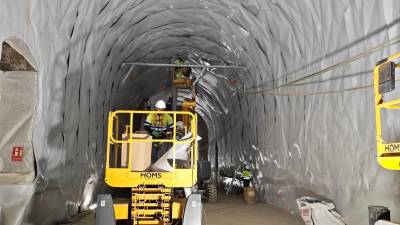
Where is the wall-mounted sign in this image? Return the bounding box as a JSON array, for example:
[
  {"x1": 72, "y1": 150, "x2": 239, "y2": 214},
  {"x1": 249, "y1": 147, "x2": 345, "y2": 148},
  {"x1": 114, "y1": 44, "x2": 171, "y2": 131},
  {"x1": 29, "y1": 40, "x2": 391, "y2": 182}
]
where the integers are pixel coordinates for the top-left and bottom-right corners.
[{"x1": 11, "y1": 146, "x2": 24, "y2": 161}]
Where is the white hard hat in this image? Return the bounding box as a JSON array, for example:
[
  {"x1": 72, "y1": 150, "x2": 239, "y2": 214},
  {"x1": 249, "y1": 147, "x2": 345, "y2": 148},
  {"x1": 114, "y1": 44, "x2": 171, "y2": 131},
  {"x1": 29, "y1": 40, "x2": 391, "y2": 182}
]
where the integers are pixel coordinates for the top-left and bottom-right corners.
[{"x1": 155, "y1": 100, "x2": 166, "y2": 109}]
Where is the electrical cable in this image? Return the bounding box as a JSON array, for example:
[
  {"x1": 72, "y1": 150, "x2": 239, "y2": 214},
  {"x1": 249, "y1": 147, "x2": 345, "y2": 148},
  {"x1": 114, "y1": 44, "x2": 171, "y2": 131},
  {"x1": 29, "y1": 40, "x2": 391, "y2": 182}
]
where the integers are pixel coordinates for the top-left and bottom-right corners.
[
  {"x1": 246, "y1": 35, "x2": 400, "y2": 95},
  {"x1": 246, "y1": 78, "x2": 400, "y2": 96}
]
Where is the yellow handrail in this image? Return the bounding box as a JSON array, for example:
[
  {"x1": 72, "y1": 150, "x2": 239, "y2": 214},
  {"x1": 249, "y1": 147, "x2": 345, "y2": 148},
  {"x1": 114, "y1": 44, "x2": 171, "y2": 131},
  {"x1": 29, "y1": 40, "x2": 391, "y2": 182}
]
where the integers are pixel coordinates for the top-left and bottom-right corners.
[
  {"x1": 374, "y1": 52, "x2": 400, "y2": 170},
  {"x1": 105, "y1": 110, "x2": 199, "y2": 188}
]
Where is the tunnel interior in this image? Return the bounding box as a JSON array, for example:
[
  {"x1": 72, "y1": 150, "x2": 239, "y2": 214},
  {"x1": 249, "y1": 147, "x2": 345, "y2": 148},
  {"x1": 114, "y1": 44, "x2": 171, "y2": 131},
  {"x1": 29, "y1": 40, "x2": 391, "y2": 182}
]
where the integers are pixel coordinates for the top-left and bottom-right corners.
[{"x1": 0, "y1": 1, "x2": 399, "y2": 225}]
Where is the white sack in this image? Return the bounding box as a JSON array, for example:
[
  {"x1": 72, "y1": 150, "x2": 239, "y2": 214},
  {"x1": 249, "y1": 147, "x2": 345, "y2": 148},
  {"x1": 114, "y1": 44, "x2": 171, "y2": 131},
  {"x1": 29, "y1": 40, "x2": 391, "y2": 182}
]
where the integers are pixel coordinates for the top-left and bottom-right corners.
[{"x1": 297, "y1": 197, "x2": 346, "y2": 225}]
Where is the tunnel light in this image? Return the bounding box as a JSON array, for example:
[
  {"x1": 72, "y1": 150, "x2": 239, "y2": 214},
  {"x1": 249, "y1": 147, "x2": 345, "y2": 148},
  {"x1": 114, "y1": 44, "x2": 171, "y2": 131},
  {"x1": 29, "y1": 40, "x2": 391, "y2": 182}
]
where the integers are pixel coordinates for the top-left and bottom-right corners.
[{"x1": 378, "y1": 61, "x2": 396, "y2": 94}]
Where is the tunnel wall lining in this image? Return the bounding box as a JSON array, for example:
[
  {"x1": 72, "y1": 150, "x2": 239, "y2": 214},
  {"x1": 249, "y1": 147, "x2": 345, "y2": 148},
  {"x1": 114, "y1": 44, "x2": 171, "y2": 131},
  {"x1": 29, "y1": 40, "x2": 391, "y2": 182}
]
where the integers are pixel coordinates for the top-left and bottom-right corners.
[
  {"x1": 0, "y1": 39, "x2": 37, "y2": 183},
  {"x1": 0, "y1": 1, "x2": 399, "y2": 225}
]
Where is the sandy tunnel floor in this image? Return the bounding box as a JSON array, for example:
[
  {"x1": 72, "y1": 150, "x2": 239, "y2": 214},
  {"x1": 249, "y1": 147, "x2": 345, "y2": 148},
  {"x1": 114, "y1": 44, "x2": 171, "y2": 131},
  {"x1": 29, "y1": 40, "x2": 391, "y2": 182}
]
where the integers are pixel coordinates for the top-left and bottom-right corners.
[
  {"x1": 204, "y1": 193, "x2": 303, "y2": 225},
  {"x1": 69, "y1": 193, "x2": 303, "y2": 225}
]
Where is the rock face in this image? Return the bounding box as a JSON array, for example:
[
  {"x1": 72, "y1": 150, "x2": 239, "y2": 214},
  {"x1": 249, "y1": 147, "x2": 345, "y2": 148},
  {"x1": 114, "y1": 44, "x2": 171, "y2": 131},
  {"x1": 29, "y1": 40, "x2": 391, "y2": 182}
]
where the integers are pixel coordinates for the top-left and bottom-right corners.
[
  {"x1": 0, "y1": 1, "x2": 399, "y2": 225},
  {"x1": 0, "y1": 42, "x2": 35, "y2": 71}
]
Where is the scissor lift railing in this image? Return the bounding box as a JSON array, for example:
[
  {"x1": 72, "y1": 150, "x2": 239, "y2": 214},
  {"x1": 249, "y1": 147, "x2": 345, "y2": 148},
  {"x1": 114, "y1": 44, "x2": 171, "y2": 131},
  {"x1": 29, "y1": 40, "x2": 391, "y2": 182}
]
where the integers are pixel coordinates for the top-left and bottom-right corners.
[
  {"x1": 374, "y1": 52, "x2": 400, "y2": 170},
  {"x1": 105, "y1": 110, "x2": 198, "y2": 224},
  {"x1": 105, "y1": 110, "x2": 198, "y2": 188}
]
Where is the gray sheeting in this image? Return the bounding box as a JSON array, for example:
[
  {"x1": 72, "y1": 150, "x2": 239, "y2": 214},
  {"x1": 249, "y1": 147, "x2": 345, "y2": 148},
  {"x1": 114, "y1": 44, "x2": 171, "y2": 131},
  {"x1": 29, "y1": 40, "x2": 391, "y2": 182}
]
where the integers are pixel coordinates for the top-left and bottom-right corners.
[{"x1": 0, "y1": 0, "x2": 399, "y2": 224}]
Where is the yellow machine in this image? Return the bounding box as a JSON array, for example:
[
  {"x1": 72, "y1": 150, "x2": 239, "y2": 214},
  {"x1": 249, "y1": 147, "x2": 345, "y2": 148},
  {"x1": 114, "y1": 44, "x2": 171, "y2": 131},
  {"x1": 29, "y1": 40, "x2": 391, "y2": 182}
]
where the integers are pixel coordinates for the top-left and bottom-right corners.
[
  {"x1": 374, "y1": 52, "x2": 400, "y2": 170},
  {"x1": 95, "y1": 61, "x2": 214, "y2": 225},
  {"x1": 370, "y1": 52, "x2": 400, "y2": 225},
  {"x1": 104, "y1": 110, "x2": 200, "y2": 224}
]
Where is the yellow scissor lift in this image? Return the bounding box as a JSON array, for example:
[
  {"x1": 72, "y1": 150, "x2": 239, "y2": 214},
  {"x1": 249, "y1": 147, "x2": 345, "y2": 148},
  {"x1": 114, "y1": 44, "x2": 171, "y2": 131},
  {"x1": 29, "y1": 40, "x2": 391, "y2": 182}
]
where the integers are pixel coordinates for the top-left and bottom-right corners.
[
  {"x1": 374, "y1": 52, "x2": 400, "y2": 170},
  {"x1": 370, "y1": 52, "x2": 400, "y2": 225},
  {"x1": 104, "y1": 110, "x2": 199, "y2": 225}
]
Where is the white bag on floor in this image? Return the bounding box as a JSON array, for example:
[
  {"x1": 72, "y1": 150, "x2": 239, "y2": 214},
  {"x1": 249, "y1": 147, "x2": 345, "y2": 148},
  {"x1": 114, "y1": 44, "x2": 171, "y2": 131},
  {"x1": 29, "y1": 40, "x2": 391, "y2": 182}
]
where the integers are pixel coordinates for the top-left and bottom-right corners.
[
  {"x1": 374, "y1": 221, "x2": 398, "y2": 225},
  {"x1": 296, "y1": 197, "x2": 346, "y2": 225}
]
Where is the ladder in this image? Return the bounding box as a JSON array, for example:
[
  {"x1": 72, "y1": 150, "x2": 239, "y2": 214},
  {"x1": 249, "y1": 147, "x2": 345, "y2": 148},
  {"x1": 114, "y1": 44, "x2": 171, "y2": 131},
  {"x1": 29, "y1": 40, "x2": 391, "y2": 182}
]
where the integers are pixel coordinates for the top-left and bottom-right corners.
[{"x1": 131, "y1": 185, "x2": 172, "y2": 225}]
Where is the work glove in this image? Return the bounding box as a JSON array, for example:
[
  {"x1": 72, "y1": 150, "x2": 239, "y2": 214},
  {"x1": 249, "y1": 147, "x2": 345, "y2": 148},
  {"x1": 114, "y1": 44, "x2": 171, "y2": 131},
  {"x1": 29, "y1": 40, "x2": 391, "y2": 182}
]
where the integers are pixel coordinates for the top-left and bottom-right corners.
[{"x1": 152, "y1": 131, "x2": 161, "y2": 138}]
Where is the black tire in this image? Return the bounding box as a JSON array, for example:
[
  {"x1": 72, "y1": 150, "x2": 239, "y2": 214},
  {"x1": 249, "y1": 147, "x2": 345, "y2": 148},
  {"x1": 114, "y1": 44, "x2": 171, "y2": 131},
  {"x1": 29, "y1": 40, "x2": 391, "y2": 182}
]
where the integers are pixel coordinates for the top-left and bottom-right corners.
[{"x1": 206, "y1": 184, "x2": 218, "y2": 203}]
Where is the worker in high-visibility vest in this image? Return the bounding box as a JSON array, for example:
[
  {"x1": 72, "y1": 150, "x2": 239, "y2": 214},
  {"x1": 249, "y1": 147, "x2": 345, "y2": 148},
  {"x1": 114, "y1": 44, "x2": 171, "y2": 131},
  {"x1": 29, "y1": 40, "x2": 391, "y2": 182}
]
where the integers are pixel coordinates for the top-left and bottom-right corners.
[
  {"x1": 144, "y1": 100, "x2": 174, "y2": 162},
  {"x1": 175, "y1": 58, "x2": 185, "y2": 79},
  {"x1": 240, "y1": 164, "x2": 253, "y2": 187},
  {"x1": 175, "y1": 58, "x2": 191, "y2": 79}
]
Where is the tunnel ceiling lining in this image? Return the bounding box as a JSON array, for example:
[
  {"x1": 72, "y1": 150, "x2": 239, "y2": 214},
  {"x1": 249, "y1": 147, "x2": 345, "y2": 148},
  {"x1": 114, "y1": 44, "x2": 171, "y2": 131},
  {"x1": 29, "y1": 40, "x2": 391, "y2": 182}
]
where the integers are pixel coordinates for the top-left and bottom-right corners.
[
  {"x1": 0, "y1": 0, "x2": 399, "y2": 225},
  {"x1": 99, "y1": 1, "x2": 274, "y2": 117}
]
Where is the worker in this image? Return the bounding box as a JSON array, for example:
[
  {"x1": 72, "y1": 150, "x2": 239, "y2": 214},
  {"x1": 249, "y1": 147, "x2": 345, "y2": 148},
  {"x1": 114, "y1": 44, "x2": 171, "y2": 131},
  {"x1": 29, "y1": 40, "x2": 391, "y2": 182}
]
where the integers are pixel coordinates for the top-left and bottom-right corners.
[
  {"x1": 181, "y1": 64, "x2": 191, "y2": 78},
  {"x1": 175, "y1": 58, "x2": 185, "y2": 79},
  {"x1": 144, "y1": 97, "x2": 152, "y2": 110},
  {"x1": 240, "y1": 164, "x2": 253, "y2": 187},
  {"x1": 144, "y1": 99, "x2": 174, "y2": 163},
  {"x1": 175, "y1": 58, "x2": 192, "y2": 79},
  {"x1": 166, "y1": 97, "x2": 173, "y2": 111}
]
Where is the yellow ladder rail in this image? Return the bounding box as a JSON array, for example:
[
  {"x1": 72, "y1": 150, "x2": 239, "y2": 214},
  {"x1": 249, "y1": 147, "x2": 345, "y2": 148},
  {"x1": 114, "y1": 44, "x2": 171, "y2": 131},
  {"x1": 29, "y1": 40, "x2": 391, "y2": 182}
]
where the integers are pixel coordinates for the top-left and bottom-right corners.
[{"x1": 131, "y1": 185, "x2": 172, "y2": 225}]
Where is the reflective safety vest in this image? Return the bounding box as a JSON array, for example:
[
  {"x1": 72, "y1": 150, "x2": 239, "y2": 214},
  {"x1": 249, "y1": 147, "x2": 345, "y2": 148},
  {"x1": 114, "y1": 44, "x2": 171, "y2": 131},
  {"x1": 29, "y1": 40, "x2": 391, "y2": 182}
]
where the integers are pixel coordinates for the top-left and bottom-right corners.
[
  {"x1": 175, "y1": 70, "x2": 184, "y2": 79},
  {"x1": 144, "y1": 113, "x2": 173, "y2": 131},
  {"x1": 241, "y1": 170, "x2": 252, "y2": 180},
  {"x1": 175, "y1": 59, "x2": 185, "y2": 79}
]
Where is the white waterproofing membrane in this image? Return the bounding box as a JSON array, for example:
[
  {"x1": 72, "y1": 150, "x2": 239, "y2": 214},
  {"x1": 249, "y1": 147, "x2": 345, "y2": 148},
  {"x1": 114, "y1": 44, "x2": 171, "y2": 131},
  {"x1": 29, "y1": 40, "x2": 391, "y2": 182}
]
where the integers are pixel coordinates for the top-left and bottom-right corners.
[
  {"x1": 0, "y1": 0, "x2": 400, "y2": 225},
  {"x1": 152, "y1": 133, "x2": 202, "y2": 172},
  {"x1": 0, "y1": 38, "x2": 38, "y2": 184},
  {"x1": 0, "y1": 71, "x2": 36, "y2": 181}
]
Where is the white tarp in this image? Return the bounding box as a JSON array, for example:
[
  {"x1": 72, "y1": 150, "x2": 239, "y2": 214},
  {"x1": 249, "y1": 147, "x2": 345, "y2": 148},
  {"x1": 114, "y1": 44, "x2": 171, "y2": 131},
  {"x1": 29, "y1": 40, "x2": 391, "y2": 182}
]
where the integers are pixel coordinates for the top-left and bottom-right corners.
[
  {"x1": 151, "y1": 133, "x2": 201, "y2": 172},
  {"x1": 0, "y1": 70, "x2": 36, "y2": 183},
  {"x1": 297, "y1": 197, "x2": 346, "y2": 225},
  {"x1": 0, "y1": 1, "x2": 399, "y2": 225}
]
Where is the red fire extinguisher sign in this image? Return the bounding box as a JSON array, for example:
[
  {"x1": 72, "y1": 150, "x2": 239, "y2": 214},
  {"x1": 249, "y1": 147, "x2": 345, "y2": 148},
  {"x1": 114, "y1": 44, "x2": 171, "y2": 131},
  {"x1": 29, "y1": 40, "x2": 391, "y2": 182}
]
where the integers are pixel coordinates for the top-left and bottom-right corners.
[{"x1": 11, "y1": 146, "x2": 24, "y2": 161}]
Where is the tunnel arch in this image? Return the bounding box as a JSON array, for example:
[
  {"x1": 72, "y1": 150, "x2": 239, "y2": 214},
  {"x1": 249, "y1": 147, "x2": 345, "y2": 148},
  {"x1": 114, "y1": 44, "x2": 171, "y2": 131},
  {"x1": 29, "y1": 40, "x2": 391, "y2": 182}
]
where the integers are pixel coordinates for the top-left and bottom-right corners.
[{"x1": 0, "y1": 1, "x2": 398, "y2": 225}]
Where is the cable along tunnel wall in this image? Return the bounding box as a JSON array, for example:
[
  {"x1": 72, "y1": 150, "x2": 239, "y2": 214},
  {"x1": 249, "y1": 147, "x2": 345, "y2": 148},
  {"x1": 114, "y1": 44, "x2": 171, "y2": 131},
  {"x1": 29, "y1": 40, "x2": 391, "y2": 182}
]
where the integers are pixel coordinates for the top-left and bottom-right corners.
[{"x1": 0, "y1": 0, "x2": 399, "y2": 225}]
